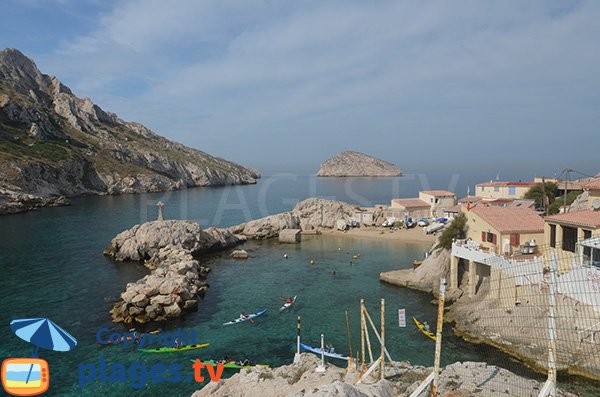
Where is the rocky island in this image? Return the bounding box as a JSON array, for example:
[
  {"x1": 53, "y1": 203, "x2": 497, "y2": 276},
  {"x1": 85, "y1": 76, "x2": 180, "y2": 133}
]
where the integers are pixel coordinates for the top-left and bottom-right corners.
[
  {"x1": 317, "y1": 150, "x2": 403, "y2": 177},
  {"x1": 0, "y1": 48, "x2": 259, "y2": 215}
]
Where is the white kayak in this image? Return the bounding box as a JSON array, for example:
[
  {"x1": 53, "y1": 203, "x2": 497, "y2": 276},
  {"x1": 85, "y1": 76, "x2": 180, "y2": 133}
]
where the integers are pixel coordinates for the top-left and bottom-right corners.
[
  {"x1": 300, "y1": 343, "x2": 349, "y2": 360},
  {"x1": 279, "y1": 296, "x2": 297, "y2": 311},
  {"x1": 223, "y1": 309, "x2": 267, "y2": 326}
]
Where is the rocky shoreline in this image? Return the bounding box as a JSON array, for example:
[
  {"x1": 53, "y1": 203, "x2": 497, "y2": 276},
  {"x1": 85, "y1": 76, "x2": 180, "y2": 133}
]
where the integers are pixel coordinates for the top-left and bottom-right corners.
[
  {"x1": 0, "y1": 48, "x2": 260, "y2": 216},
  {"x1": 191, "y1": 353, "x2": 576, "y2": 397},
  {"x1": 104, "y1": 220, "x2": 243, "y2": 324}
]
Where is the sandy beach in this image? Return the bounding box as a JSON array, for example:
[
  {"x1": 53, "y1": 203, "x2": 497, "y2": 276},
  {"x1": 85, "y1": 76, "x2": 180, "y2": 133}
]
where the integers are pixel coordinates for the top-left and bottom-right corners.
[{"x1": 321, "y1": 225, "x2": 437, "y2": 244}]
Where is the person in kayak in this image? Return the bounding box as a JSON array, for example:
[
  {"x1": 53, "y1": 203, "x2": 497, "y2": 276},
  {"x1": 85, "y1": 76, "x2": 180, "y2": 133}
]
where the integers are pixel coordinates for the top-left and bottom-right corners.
[
  {"x1": 240, "y1": 312, "x2": 249, "y2": 320},
  {"x1": 285, "y1": 297, "x2": 294, "y2": 304},
  {"x1": 174, "y1": 337, "x2": 182, "y2": 349},
  {"x1": 422, "y1": 321, "x2": 431, "y2": 333},
  {"x1": 129, "y1": 328, "x2": 140, "y2": 344},
  {"x1": 236, "y1": 358, "x2": 250, "y2": 366}
]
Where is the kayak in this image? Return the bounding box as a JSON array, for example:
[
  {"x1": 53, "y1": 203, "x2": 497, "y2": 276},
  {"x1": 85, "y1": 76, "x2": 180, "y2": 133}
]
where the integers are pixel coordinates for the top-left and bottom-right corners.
[
  {"x1": 138, "y1": 343, "x2": 209, "y2": 353},
  {"x1": 413, "y1": 317, "x2": 436, "y2": 341},
  {"x1": 300, "y1": 343, "x2": 349, "y2": 361},
  {"x1": 97, "y1": 330, "x2": 160, "y2": 346},
  {"x1": 223, "y1": 309, "x2": 267, "y2": 325},
  {"x1": 189, "y1": 359, "x2": 269, "y2": 369},
  {"x1": 279, "y1": 296, "x2": 297, "y2": 311}
]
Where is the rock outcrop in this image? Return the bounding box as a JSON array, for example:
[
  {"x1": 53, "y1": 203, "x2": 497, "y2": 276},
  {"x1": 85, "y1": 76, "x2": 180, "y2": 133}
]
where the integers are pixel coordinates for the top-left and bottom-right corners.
[
  {"x1": 380, "y1": 247, "x2": 451, "y2": 295},
  {"x1": 191, "y1": 353, "x2": 576, "y2": 397},
  {"x1": 104, "y1": 220, "x2": 242, "y2": 324},
  {"x1": 0, "y1": 48, "x2": 260, "y2": 215},
  {"x1": 228, "y1": 198, "x2": 358, "y2": 239},
  {"x1": 317, "y1": 151, "x2": 402, "y2": 177}
]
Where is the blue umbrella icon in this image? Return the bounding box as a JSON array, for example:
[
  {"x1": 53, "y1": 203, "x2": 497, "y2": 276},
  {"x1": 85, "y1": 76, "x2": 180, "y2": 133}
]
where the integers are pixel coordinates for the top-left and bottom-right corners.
[{"x1": 10, "y1": 318, "x2": 77, "y2": 356}]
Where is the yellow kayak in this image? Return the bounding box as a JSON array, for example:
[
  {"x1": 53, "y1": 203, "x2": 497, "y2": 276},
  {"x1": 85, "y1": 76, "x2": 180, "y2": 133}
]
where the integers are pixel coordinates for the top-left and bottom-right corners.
[{"x1": 413, "y1": 317, "x2": 436, "y2": 341}]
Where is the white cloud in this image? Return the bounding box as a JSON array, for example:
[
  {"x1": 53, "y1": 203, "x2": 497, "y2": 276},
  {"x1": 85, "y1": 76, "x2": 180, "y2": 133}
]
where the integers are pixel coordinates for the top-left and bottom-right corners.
[{"x1": 35, "y1": 0, "x2": 600, "y2": 168}]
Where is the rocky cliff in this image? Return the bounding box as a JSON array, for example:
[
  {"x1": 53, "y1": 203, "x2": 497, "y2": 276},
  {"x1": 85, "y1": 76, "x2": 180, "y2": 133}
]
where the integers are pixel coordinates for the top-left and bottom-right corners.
[
  {"x1": 317, "y1": 151, "x2": 402, "y2": 177},
  {"x1": 0, "y1": 48, "x2": 259, "y2": 214}
]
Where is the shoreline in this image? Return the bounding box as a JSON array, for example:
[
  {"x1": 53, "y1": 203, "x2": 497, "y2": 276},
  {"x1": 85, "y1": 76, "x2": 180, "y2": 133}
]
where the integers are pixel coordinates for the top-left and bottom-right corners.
[{"x1": 320, "y1": 225, "x2": 437, "y2": 245}]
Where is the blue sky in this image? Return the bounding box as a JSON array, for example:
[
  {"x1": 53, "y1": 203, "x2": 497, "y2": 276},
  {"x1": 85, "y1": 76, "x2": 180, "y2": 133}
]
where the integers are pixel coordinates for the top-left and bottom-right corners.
[{"x1": 1, "y1": 0, "x2": 599, "y2": 175}]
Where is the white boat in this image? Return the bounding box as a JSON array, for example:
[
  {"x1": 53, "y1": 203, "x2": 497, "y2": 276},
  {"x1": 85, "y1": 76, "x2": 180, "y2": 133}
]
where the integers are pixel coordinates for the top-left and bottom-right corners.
[
  {"x1": 425, "y1": 223, "x2": 444, "y2": 234},
  {"x1": 300, "y1": 343, "x2": 349, "y2": 360},
  {"x1": 279, "y1": 296, "x2": 297, "y2": 311}
]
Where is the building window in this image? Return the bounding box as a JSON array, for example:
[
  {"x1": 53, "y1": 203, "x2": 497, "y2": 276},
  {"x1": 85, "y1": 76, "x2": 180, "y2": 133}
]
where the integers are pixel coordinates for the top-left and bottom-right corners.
[
  {"x1": 494, "y1": 187, "x2": 500, "y2": 192},
  {"x1": 562, "y1": 226, "x2": 577, "y2": 253},
  {"x1": 550, "y1": 224, "x2": 556, "y2": 248},
  {"x1": 482, "y1": 232, "x2": 497, "y2": 244},
  {"x1": 508, "y1": 186, "x2": 516, "y2": 196},
  {"x1": 510, "y1": 234, "x2": 520, "y2": 246}
]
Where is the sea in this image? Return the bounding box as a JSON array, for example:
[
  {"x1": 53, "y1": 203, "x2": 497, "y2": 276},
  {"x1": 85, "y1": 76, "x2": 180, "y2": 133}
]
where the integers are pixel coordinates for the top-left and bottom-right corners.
[{"x1": 0, "y1": 167, "x2": 598, "y2": 396}]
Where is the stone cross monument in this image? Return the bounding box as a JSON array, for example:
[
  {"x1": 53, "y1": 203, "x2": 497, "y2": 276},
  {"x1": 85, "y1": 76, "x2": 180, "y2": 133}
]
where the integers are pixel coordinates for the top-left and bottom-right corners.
[{"x1": 157, "y1": 201, "x2": 165, "y2": 221}]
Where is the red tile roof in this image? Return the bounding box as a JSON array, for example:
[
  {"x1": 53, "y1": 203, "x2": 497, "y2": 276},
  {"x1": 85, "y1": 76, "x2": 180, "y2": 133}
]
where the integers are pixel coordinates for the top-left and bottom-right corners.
[
  {"x1": 476, "y1": 181, "x2": 536, "y2": 187},
  {"x1": 420, "y1": 190, "x2": 456, "y2": 197},
  {"x1": 544, "y1": 210, "x2": 600, "y2": 229},
  {"x1": 470, "y1": 206, "x2": 545, "y2": 234},
  {"x1": 582, "y1": 177, "x2": 600, "y2": 190},
  {"x1": 391, "y1": 199, "x2": 430, "y2": 209}
]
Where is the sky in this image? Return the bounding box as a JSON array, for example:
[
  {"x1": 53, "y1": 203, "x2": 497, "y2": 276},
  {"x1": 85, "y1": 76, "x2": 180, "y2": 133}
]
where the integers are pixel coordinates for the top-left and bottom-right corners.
[{"x1": 1, "y1": 0, "x2": 599, "y2": 175}]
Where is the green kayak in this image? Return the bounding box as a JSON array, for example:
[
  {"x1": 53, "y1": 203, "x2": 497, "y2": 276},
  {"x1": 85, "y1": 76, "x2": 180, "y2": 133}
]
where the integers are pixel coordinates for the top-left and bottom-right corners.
[
  {"x1": 139, "y1": 343, "x2": 209, "y2": 353},
  {"x1": 189, "y1": 359, "x2": 269, "y2": 369}
]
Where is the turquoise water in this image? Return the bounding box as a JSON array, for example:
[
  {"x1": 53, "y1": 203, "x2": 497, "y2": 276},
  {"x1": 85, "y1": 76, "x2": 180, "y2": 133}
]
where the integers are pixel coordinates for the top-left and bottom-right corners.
[{"x1": 0, "y1": 170, "x2": 597, "y2": 396}]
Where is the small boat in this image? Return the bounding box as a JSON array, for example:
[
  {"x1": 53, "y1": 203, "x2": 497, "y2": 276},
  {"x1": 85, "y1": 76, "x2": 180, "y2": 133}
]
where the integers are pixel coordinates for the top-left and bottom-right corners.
[
  {"x1": 223, "y1": 309, "x2": 267, "y2": 325},
  {"x1": 139, "y1": 343, "x2": 209, "y2": 353},
  {"x1": 413, "y1": 317, "x2": 436, "y2": 341},
  {"x1": 189, "y1": 359, "x2": 269, "y2": 369},
  {"x1": 280, "y1": 296, "x2": 297, "y2": 311},
  {"x1": 300, "y1": 343, "x2": 349, "y2": 360},
  {"x1": 425, "y1": 223, "x2": 444, "y2": 234}
]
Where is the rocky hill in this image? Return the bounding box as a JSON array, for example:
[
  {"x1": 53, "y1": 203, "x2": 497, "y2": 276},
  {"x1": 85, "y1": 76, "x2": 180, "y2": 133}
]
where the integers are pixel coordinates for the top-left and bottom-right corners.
[
  {"x1": 317, "y1": 151, "x2": 402, "y2": 177},
  {"x1": 0, "y1": 48, "x2": 260, "y2": 214}
]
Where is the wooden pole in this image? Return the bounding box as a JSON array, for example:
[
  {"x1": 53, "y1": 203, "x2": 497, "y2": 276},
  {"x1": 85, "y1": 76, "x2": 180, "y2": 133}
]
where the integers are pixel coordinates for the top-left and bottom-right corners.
[
  {"x1": 363, "y1": 306, "x2": 374, "y2": 365},
  {"x1": 361, "y1": 299, "x2": 366, "y2": 369},
  {"x1": 345, "y1": 310, "x2": 354, "y2": 369},
  {"x1": 431, "y1": 278, "x2": 446, "y2": 397},
  {"x1": 380, "y1": 298, "x2": 385, "y2": 380},
  {"x1": 363, "y1": 306, "x2": 393, "y2": 362}
]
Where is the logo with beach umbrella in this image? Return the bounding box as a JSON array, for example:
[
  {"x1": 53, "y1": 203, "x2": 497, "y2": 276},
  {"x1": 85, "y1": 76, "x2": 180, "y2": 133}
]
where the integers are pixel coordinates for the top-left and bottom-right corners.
[{"x1": 2, "y1": 318, "x2": 77, "y2": 396}]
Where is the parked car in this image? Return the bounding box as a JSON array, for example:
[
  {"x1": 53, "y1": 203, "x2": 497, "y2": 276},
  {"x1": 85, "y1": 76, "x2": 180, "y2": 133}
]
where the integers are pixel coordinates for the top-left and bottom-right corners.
[{"x1": 435, "y1": 217, "x2": 449, "y2": 224}]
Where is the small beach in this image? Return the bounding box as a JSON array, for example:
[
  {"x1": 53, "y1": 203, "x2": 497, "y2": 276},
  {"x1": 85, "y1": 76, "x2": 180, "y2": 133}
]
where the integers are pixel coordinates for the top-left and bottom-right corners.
[{"x1": 323, "y1": 225, "x2": 437, "y2": 244}]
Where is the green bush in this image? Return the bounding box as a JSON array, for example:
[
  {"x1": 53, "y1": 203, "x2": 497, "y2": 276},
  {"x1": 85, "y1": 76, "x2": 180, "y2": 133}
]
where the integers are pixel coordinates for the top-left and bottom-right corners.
[{"x1": 437, "y1": 213, "x2": 466, "y2": 250}]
